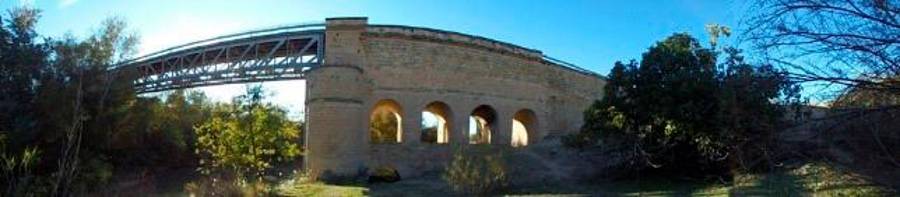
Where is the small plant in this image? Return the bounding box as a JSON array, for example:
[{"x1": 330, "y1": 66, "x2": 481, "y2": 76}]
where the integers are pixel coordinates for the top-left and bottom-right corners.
[
  {"x1": 1, "y1": 146, "x2": 41, "y2": 195},
  {"x1": 443, "y1": 146, "x2": 508, "y2": 195}
]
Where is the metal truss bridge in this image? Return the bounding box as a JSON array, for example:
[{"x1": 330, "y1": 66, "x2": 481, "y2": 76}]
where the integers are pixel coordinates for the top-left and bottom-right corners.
[{"x1": 115, "y1": 23, "x2": 325, "y2": 93}]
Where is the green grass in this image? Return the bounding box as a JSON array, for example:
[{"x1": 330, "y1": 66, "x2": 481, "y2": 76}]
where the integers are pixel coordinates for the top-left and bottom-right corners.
[
  {"x1": 277, "y1": 182, "x2": 367, "y2": 197},
  {"x1": 782, "y1": 162, "x2": 888, "y2": 196}
]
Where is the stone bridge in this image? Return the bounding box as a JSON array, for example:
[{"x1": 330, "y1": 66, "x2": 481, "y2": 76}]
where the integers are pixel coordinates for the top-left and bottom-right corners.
[{"x1": 118, "y1": 17, "x2": 606, "y2": 177}]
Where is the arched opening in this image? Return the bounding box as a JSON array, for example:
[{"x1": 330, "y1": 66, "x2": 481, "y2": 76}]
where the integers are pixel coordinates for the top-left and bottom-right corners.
[
  {"x1": 469, "y1": 105, "x2": 496, "y2": 144},
  {"x1": 421, "y1": 101, "x2": 452, "y2": 144},
  {"x1": 512, "y1": 109, "x2": 537, "y2": 147},
  {"x1": 370, "y1": 99, "x2": 403, "y2": 143}
]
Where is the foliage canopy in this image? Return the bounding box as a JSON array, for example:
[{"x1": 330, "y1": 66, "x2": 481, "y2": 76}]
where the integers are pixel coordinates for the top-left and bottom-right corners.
[
  {"x1": 194, "y1": 86, "x2": 302, "y2": 179},
  {"x1": 570, "y1": 33, "x2": 800, "y2": 177}
]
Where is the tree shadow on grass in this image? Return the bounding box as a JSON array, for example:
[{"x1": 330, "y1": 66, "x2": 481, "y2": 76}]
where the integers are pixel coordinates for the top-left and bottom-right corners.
[{"x1": 729, "y1": 170, "x2": 805, "y2": 196}]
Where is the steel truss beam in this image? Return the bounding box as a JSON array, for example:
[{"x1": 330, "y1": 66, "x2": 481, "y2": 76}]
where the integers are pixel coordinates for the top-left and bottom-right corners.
[{"x1": 123, "y1": 29, "x2": 324, "y2": 93}]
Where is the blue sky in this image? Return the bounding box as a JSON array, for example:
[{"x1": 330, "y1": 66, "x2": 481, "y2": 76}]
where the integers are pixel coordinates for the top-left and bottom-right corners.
[{"x1": 2, "y1": 0, "x2": 751, "y2": 119}]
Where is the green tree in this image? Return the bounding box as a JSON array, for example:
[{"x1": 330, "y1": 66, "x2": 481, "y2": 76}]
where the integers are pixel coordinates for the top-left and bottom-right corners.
[
  {"x1": 194, "y1": 86, "x2": 302, "y2": 179},
  {"x1": 0, "y1": 6, "x2": 215, "y2": 195},
  {"x1": 32, "y1": 16, "x2": 139, "y2": 194},
  {"x1": 717, "y1": 47, "x2": 799, "y2": 171},
  {"x1": 574, "y1": 33, "x2": 797, "y2": 178},
  {"x1": 630, "y1": 33, "x2": 723, "y2": 176},
  {"x1": 109, "y1": 90, "x2": 211, "y2": 168},
  {"x1": 0, "y1": 7, "x2": 49, "y2": 153},
  {"x1": 0, "y1": 8, "x2": 47, "y2": 193}
]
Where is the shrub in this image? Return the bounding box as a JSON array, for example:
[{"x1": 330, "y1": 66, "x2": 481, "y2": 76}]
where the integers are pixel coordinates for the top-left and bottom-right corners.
[
  {"x1": 368, "y1": 166, "x2": 401, "y2": 183},
  {"x1": 443, "y1": 146, "x2": 508, "y2": 195}
]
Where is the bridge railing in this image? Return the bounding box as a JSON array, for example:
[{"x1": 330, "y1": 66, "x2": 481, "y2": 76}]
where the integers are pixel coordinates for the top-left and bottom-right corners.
[{"x1": 542, "y1": 55, "x2": 605, "y2": 78}]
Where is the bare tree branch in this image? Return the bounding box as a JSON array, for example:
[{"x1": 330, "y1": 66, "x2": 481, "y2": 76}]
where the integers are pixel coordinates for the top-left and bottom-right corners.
[{"x1": 745, "y1": 0, "x2": 900, "y2": 102}]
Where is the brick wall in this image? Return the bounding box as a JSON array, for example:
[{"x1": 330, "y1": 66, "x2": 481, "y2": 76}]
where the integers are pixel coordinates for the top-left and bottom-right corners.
[{"x1": 306, "y1": 17, "x2": 606, "y2": 177}]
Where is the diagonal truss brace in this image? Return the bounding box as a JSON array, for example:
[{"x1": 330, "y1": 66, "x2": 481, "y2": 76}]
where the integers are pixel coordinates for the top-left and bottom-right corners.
[{"x1": 130, "y1": 31, "x2": 324, "y2": 93}]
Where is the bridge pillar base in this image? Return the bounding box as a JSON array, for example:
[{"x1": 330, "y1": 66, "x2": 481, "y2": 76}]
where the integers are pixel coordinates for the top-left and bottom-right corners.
[
  {"x1": 305, "y1": 17, "x2": 372, "y2": 178},
  {"x1": 305, "y1": 65, "x2": 369, "y2": 178}
]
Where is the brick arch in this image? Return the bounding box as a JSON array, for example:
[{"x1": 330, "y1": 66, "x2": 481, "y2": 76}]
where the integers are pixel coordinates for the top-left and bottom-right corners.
[
  {"x1": 421, "y1": 101, "x2": 453, "y2": 144},
  {"x1": 370, "y1": 99, "x2": 404, "y2": 143},
  {"x1": 469, "y1": 105, "x2": 497, "y2": 144},
  {"x1": 512, "y1": 108, "x2": 538, "y2": 147}
]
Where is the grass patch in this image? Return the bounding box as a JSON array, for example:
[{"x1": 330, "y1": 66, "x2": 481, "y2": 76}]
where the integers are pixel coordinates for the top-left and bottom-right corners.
[
  {"x1": 277, "y1": 182, "x2": 367, "y2": 197},
  {"x1": 274, "y1": 170, "x2": 368, "y2": 197},
  {"x1": 786, "y1": 162, "x2": 889, "y2": 196},
  {"x1": 730, "y1": 162, "x2": 890, "y2": 196}
]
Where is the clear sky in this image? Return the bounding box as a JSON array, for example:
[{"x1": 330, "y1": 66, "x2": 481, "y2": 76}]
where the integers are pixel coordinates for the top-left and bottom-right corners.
[{"x1": 2, "y1": 0, "x2": 751, "y2": 119}]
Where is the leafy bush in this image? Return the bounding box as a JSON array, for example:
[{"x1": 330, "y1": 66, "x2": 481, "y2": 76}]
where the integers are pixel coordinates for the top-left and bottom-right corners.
[
  {"x1": 194, "y1": 86, "x2": 302, "y2": 179},
  {"x1": 443, "y1": 146, "x2": 508, "y2": 195}
]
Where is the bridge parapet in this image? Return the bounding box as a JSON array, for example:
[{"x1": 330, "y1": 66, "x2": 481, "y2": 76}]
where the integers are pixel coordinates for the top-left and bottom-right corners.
[
  {"x1": 366, "y1": 25, "x2": 603, "y2": 79},
  {"x1": 366, "y1": 25, "x2": 544, "y2": 61}
]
